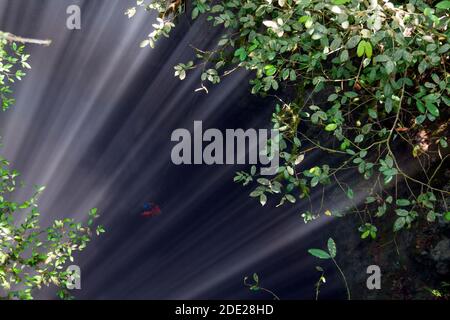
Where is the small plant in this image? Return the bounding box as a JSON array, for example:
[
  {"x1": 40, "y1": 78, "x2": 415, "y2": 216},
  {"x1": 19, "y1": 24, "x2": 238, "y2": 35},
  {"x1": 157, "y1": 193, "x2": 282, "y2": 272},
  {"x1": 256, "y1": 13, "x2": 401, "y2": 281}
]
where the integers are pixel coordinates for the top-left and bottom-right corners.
[
  {"x1": 301, "y1": 211, "x2": 319, "y2": 224},
  {"x1": 358, "y1": 223, "x2": 378, "y2": 240},
  {"x1": 314, "y1": 266, "x2": 326, "y2": 300},
  {"x1": 424, "y1": 281, "x2": 450, "y2": 299},
  {"x1": 244, "y1": 273, "x2": 280, "y2": 300},
  {"x1": 308, "y1": 238, "x2": 350, "y2": 300}
]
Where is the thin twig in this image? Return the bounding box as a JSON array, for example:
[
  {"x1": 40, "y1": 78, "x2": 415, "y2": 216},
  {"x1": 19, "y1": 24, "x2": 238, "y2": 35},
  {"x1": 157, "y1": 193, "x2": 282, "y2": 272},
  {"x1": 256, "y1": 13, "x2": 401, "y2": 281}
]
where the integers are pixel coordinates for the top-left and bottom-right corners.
[{"x1": 0, "y1": 31, "x2": 52, "y2": 46}]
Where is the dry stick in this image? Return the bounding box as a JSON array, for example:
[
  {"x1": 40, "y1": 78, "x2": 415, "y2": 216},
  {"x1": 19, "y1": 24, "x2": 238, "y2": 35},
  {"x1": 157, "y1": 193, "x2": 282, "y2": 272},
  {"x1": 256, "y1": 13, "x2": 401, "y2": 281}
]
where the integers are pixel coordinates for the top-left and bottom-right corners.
[{"x1": 0, "y1": 32, "x2": 52, "y2": 46}]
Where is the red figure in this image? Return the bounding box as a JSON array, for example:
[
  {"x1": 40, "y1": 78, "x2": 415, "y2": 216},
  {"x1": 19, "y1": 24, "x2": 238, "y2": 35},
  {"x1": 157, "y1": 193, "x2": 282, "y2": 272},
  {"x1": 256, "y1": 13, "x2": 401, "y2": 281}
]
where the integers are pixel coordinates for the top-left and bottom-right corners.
[{"x1": 142, "y1": 202, "x2": 161, "y2": 217}]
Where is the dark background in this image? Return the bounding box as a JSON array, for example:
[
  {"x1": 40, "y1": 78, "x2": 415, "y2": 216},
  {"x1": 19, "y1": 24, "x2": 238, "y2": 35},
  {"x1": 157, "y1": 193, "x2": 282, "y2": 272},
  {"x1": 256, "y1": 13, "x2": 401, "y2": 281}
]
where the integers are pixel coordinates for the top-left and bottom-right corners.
[{"x1": 0, "y1": 0, "x2": 351, "y2": 299}]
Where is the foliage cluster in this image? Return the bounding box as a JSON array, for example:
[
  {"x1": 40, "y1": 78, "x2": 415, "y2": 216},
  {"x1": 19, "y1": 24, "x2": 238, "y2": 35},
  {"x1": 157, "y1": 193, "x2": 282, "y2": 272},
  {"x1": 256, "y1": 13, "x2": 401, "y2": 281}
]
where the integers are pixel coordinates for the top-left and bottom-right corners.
[
  {"x1": 0, "y1": 33, "x2": 31, "y2": 111},
  {"x1": 0, "y1": 32, "x2": 104, "y2": 300},
  {"x1": 130, "y1": 0, "x2": 450, "y2": 237}
]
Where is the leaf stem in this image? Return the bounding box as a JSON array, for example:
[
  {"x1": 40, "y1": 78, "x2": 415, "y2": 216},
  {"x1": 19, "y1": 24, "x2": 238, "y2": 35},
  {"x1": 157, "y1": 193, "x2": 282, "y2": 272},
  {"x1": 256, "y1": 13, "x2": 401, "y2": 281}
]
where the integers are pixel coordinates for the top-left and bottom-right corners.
[{"x1": 332, "y1": 257, "x2": 351, "y2": 300}]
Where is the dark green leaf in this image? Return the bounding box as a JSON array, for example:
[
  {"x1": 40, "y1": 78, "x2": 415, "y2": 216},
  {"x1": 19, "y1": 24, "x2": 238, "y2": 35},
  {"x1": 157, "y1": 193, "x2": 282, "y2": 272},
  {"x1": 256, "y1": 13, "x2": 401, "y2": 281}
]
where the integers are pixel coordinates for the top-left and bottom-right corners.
[{"x1": 308, "y1": 249, "x2": 331, "y2": 259}]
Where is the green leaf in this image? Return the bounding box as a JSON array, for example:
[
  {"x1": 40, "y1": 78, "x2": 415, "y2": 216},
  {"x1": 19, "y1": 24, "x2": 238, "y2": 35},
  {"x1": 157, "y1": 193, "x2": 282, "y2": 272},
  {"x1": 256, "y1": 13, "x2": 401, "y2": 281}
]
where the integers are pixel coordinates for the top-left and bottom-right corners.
[
  {"x1": 415, "y1": 115, "x2": 426, "y2": 124},
  {"x1": 385, "y1": 155, "x2": 394, "y2": 168},
  {"x1": 346, "y1": 187, "x2": 354, "y2": 199},
  {"x1": 191, "y1": 7, "x2": 199, "y2": 19},
  {"x1": 140, "y1": 40, "x2": 150, "y2": 48},
  {"x1": 250, "y1": 190, "x2": 261, "y2": 197},
  {"x1": 347, "y1": 35, "x2": 361, "y2": 49},
  {"x1": 426, "y1": 103, "x2": 439, "y2": 117},
  {"x1": 304, "y1": 18, "x2": 313, "y2": 29},
  {"x1": 394, "y1": 217, "x2": 406, "y2": 232},
  {"x1": 331, "y1": 0, "x2": 351, "y2": 4},
  {"x1": 260, "y1": 194, "x2": 267, "y2": 206},
  {"x1": 365, "y1": 196, "x2": 376, "y2": 204},
  {"x1": 234, "y1": 47, "x2": 247, "y2": 61},
  {"x1": 327, "y1": 238, "x2": 337, "y2": 258},
  {"x1": 436, "y1": 1, "x2": 450, "y2": 9},
  {"x1": 308, "y1": 249, "x2": 331, "y2": 259},
  {"x1": 395, "y1": 209, "x2": 409, "y2": 217},
  {"x1": 325, "y1": 123, "x2": 338, "y2": 131},
  {"x1": 311, "y1": 176, "x2": 320, "y2": 187},
  {"x1": 340, "y1": 49, "x2": 349, "y2": 62},
  {"x1": 396, "y1": 199, "x2": 410, "y2": 206},
  {"x1": 385, "y1": 60, "x2": 395, "y2": 74},
  {"x1": 328, "y1": 93, "x2": 338, "y2": 102},
  {"x1": 418, "y1": 60, "x2": 428, "y2": 74},
  {"x1": 376, "y1": 204, "x2": 387, "y2": 217},
  {"x1": 264, "y1": 65, "x2": 277, "y2": 76},
  {"x1": 218, "y1": 38, "x2": 228, "y2": 46},
  {"x1": 257, "y1": 178, "x2": 270, "y2": 185},
  {"x1": 354, "y1": 135, "x2": 364, "y2": 143},
  {"x1": 344, "y1": 91, "x2": 358, "y2": 99},
  {"x1": 298, "y1": 15, "x2": 309, "y2": 23},
  {"x1": 385, "y1": 98, "x2": 393, "y2": 113},
  {"x1": 89, "y1": 208, "x2": 98, "y2": 215},
  {"x1": 427, "y1": 211, "x2": 436, "y2": 222},
  {"x1": 285, "y1": 194, "x2": 296, "y2": 203},
  {"x1": 357, "y1": 40, "x2": 365, "y2": 57},
  {"x1": 368, "y1": 108, "x2": 378, "y2": 119},
  {"x1": 374, "y1": 55, "x2": 389, "y2": 63},
  {"x1": 396, "y1": 199, "x2": 411, "y2": 207},
  {"x1": 364, "y1": 41, "x2": 373, "y2": 58},
  {"x1": 444, "y1": 212, "x2": 450, "y2": 221}
]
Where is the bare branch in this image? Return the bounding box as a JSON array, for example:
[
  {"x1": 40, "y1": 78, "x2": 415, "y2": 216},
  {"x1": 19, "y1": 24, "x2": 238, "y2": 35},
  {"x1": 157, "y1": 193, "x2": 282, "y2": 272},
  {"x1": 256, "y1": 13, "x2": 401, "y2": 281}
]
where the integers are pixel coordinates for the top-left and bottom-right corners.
[{"x1": 0, "y1": 31, "x2": 52, "y2": 46}]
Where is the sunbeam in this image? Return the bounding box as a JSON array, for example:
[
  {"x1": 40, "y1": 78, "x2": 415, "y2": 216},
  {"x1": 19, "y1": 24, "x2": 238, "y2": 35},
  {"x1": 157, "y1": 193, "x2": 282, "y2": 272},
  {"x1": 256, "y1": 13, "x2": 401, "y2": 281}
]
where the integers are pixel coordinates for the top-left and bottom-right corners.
[{"x1": 2, "y1": 0, "x2": 442, "y2": 303}]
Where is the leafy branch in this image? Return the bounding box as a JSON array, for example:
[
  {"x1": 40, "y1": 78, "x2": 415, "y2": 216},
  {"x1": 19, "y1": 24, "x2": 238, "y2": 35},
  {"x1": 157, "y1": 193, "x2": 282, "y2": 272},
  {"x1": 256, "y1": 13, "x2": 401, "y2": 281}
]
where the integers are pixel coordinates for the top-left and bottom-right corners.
[{"x1": 244, "y1": 273, "x2": 280, "y2": 300}]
